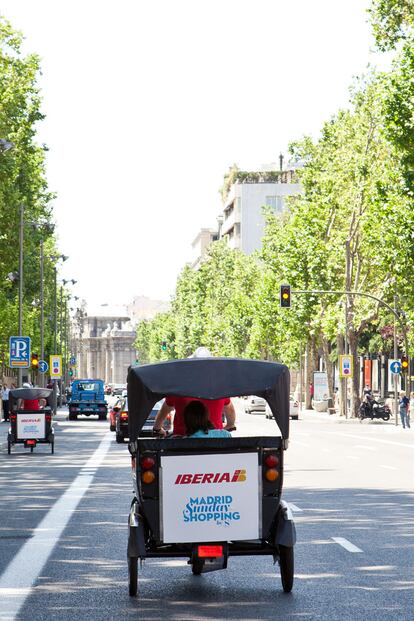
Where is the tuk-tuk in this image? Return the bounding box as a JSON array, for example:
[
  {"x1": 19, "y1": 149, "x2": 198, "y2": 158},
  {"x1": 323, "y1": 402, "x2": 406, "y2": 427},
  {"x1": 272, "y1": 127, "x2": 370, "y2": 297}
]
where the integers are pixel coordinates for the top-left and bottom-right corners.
[
  {"x1": 126, "y1": 357, "x2": 295, "y2": 597},
  {"x1": 7, "y1": 388, "x2": 55, "y2": 454}
]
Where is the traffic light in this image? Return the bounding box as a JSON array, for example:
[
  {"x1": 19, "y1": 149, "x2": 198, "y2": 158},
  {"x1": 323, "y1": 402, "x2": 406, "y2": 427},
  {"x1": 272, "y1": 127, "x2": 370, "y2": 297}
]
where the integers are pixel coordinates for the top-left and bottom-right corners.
[
  {"x1": 401, "y1": 354, "x2": 409, "y2": 373},
  {"x1": 69, "y1": 368, "x2": 74, "y2": 377},
  {"x1": 161, "y1": 340, "x2": 167, "y2": 351},
  {"x1": 280, "y1": 284, "x2": 291, "y2": 308},
  {"x1": 31, "y1": 353, "x2": 39, "y2": 369}
]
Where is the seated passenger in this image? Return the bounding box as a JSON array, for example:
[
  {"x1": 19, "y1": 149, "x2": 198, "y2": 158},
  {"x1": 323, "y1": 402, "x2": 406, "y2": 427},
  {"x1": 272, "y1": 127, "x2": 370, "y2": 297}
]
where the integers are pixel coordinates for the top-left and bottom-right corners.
[{"x1": 183, "y1": 400, "x2": 231, "y2": 438}]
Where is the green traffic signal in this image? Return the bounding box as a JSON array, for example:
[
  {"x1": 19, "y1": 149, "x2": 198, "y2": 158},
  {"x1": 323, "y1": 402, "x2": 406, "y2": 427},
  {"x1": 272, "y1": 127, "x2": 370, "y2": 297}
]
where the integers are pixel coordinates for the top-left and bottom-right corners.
[{"x1": 161, "y1": 340, "x2": 167, "y2": 351}]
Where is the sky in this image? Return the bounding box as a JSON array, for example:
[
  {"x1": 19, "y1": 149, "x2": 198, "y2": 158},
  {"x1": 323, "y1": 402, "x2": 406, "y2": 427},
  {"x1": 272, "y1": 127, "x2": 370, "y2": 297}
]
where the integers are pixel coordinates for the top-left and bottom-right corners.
[{"x1": 0, "y1": 0, "x2": 387, "y2": 309}]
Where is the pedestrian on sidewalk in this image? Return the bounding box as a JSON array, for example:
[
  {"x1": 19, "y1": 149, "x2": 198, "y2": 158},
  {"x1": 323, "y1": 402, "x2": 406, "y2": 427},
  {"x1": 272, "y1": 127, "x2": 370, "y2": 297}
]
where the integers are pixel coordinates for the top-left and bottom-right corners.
[
  {"x1": 408, "y1": 392, "x2": 414, "y2": 429},
  {"x1": 399, "y1": 391, "x2": 410, "y2": 429},
  {"x1": 1, "y1": 384, "x2": 10, "y2": 421}
]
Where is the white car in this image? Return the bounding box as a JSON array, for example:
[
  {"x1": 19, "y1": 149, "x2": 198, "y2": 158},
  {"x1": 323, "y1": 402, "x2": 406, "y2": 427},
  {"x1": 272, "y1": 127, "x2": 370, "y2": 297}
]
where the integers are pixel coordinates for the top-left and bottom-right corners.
[
  {"x1": 244, "y1": 395, "x2": 267, "y2": 414},
  {"x1": 265, "y1": 398, "x2": 299, "y2": 420}
]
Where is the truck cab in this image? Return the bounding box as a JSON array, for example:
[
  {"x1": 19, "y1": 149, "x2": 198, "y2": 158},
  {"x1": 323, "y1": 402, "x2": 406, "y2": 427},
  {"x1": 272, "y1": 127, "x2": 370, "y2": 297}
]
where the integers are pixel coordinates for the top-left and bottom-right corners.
[{"x1": 68, "y1": 379, "x2": 107, "y2": 420}]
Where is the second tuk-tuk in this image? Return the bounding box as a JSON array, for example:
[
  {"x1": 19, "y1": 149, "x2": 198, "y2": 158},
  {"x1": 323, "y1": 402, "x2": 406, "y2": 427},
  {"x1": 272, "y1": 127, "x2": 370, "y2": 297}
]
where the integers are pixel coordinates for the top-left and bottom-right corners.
[
  {"x1": 126, "y1": 357, "x2": 295, "y2": 596},
  {"x1": 7, "y1": 387, "x2": 55, "y2": 454}
]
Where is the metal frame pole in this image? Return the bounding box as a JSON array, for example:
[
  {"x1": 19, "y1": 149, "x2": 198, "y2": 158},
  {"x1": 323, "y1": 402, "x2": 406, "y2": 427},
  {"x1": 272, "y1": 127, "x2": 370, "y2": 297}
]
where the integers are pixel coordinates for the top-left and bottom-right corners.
[
  {"x1": 18, "y1": 204, "x2": 24, "y2": 387},
  {"x1": 40, "y1": 238, "x2": 44, "y2": 387},
  {"x1": 394, "y1": 295, "x2": 399, "y2": 426}
]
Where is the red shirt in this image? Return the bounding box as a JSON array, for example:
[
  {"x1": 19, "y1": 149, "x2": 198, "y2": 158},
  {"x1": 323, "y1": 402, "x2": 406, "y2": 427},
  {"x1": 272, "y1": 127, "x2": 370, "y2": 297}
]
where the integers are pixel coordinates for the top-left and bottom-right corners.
[
  {"x1": 22, "y1": 399, "x2": 40, "y2": 410},
  {"x1": 165, "y1": 396, "x2": 230, "y2": 435}
]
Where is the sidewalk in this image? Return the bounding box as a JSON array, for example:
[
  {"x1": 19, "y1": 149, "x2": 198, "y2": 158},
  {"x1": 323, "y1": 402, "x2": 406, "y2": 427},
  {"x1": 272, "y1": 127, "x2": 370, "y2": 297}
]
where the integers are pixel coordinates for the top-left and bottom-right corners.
[{"x1": 299, "y1": 407, "x2": 398, "y2": 425}]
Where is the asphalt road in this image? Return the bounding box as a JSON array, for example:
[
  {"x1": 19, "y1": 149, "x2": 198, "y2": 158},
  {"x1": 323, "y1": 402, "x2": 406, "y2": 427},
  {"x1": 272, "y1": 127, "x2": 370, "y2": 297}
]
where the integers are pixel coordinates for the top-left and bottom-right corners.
[{"x1": 0, "y1": 401, "x2": 413, "y2": 621}]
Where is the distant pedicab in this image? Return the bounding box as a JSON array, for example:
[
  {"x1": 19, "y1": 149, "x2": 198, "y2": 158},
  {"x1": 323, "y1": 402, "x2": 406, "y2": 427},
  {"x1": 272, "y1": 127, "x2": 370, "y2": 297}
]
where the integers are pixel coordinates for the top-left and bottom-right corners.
[
  {"x1": 7, "y1": 388, "x2": 55, "y2": 454},
  {"x1": 126, "y1": 357, "x2": 296, "y2": 596}
]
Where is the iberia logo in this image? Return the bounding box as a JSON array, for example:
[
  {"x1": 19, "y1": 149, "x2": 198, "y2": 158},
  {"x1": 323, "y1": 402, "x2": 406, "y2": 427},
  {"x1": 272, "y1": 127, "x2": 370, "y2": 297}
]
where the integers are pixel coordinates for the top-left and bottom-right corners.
[{"x1": 175, "y1": 469, "x2": 246, "y2": 485}]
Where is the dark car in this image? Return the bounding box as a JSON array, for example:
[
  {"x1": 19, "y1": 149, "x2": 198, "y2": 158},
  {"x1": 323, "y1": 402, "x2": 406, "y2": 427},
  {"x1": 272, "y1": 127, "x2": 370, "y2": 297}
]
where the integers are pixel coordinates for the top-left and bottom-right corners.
[{"x1": 115, "y1": 398, "x2": 171, "y2": 443}]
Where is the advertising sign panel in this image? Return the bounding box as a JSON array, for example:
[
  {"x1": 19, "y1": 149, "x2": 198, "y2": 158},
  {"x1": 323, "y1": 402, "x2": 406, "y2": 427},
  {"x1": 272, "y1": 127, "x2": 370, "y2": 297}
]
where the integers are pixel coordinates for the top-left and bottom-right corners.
[
  {"x1": 363, "y1": 359, "x2": 372, "y2": 389},
  {"x1": 17, "y1": 413, "x2": 45, "y2": 439},
  {"x1": 339, "y1": 354, "x2": 353, "y2": 378},
  {"x1": 160, "y1": 452, "x2": 259, "y2": 544},
  {"x1": 313, "y1": 371, "x2": 329, "y2": 401}
]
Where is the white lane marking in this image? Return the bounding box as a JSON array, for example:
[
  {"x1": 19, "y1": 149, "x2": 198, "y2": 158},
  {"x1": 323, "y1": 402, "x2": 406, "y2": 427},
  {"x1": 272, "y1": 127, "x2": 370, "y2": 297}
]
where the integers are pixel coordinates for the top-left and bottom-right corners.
[
  {"x1": 0, "y1": 433, "x2": 112, "y2": 621},
  {"x1": 332, "y1": 537, "x2": 363, "y2": 553},
  {"x1": 321, "y1": 431, "x2": 413, "y2": 450},
  {"x1": 354, "y1": 445, "x2": 377, "y2": 451},
  {"x1": 380, "y1": 464, "x2": 397, "y2": 470},
  {"x1": 288, "y1": 503, "x2": 303, "y2": 512},
  {"x1": 293, "y1": 440, "x2": 310, "y2": 447}
]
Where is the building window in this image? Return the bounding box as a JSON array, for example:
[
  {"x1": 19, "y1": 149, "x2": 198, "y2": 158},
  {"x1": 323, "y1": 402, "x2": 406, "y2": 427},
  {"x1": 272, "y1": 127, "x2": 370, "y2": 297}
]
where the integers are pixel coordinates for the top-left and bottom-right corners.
[{"x1": 265, "y1": 196, "x2": 284, "y2": 212}]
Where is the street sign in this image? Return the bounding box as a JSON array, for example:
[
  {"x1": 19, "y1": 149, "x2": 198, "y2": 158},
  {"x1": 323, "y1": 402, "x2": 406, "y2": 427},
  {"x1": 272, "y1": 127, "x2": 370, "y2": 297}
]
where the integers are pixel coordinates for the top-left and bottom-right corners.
[
  {"x1": 339, "y1": 354, "x2": 353, "y2": 378},
  {"x1": 49, "y1": 355, "x2": 62, "y2": 379},
  {"x1": 38, "y1": 360, "x2": 49, "y2": 374},
  {"x1": 9, "y1": 336, "x2": 31, "y2": 368},
  {"x1": 69, "y1": 356, "x2": 76, "y2": 366},
  {"x1": 389, "y1": 359, "x2": 401, "y2": 375}
]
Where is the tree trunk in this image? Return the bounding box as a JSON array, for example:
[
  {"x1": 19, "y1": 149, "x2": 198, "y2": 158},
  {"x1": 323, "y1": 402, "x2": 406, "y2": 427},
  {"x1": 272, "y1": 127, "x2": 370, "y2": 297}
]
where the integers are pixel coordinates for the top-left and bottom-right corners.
[
  {"x1": 348, "y1": 328, "x2": 361, "y2": 418},
  {"x1": 337, "y1": 334, "x2": 346, "y2": 417},
  {"x1": 322, "y1": 338, "x2": 334, "y2": 402}
]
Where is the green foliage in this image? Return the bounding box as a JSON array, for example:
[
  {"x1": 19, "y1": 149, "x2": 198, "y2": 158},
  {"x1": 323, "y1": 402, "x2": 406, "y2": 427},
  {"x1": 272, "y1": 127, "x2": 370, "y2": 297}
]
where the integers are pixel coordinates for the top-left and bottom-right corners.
[
  {"x1": 369, "y1": 0, "x2": 414, "y2": 50},
  {"x1": 0, "y1": 17, "x2": 62, "y2": 369}
]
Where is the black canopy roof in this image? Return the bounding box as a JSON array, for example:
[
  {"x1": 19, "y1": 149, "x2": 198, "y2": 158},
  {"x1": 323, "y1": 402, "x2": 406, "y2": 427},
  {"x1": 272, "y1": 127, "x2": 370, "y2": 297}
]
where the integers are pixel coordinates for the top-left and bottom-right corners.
[
  {"x1": 9, "y1": 388, "x2": 53, "y2": 407},
  {"x1": 127, "y1": 358, "x2": 290, "y2": 441}
]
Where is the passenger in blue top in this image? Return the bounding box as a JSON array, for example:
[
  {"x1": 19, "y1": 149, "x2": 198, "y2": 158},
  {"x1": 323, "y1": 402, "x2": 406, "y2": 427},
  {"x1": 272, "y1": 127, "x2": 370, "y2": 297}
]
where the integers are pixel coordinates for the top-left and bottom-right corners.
[{"x1": 183, "y1": 400, "x2": 232, "y2": 438}]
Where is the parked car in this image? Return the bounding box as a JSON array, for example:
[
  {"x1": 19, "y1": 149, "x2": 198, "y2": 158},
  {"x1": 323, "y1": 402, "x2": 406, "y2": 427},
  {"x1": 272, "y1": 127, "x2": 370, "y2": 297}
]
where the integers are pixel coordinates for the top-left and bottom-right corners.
[
  {"x1": 114, "y1": 398, "x2": 172, "y2": 443},
  {"x1": 244, "y1": 395, "x2": 267, "y2": 414},
  {"x1": 112, "y1": 383, "x2": 126, "y2": 396},
  {"x1": 265, "y1": 398, "x2": 299, "y2": 420}
]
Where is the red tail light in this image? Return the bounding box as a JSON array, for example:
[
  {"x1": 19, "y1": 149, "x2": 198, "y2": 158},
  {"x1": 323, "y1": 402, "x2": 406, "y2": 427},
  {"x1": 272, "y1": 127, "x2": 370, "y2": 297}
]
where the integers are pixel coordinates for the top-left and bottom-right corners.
[
  {"x1": 26, "y1": 440, "x2": 36, "y2": 446},
  {"x1": 198, "y1": 545, "x2": 223, "y2": 558},
  {"x1": 141, "y1": 456, "x2": 155, "y2": 470},
  {"x1": 45, "y1": 414, "x2": 52, "y2": 422},
  {"x1": 120, "y1": 412, "x2": 128, "y2": 420},
  {"x1": 262, "y1": 450, "x2": 280, "y2": 486},
  {"x1": 10, "y1": 415, "x2": 17, "y2": 422},
  {"x1": 140, "y1": 453, "x2": 157, "y2": 486}
]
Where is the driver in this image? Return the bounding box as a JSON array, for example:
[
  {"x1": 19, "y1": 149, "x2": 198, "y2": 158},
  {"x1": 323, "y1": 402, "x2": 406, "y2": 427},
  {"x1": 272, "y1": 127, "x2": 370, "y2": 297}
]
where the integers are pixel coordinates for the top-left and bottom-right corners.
[{"x1": 153, "y1": 395, "x2": 235, "y2": 436}]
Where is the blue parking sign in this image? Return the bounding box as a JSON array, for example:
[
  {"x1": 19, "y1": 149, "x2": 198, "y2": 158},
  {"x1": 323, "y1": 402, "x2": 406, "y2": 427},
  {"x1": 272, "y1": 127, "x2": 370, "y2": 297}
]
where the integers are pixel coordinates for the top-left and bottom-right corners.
[{"x1": 9, "y1": 336, "x2": 31, "y2": 368}]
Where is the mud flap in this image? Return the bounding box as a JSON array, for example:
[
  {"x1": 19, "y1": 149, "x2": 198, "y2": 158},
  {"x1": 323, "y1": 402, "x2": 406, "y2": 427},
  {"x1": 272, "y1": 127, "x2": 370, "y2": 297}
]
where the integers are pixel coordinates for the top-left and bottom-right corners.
[
  {"x1": 127, "y1": 500, "x2": 147, "y2": 558},
  {"x1": 274, "y1": 500, "x2": 296, "y2": 548}
]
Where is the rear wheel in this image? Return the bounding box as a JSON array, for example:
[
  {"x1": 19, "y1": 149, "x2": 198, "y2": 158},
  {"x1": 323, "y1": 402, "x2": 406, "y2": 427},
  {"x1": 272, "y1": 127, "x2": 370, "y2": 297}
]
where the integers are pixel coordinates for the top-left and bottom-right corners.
[
  {"x1": 51, "y1": 441, "x2": 54, "y2": 454},
  {"x1": 382, "y1": 413, "x2": 390, "y2": 421},
  {"x1": 7, "y1": 436, "x2": 11, "y2": 454},
  {"x1": 128, "y1": 556, "x2": 138, "y2": 596},
  {"x1": 116, "y1": 432, "x2": 124, "y2": 444},
  {"x1": 191, "y1": 558, "x2": 204, "y2": 575},
  {"x1": 279, "y1": 545, "x2": 294, "y2": 593}
]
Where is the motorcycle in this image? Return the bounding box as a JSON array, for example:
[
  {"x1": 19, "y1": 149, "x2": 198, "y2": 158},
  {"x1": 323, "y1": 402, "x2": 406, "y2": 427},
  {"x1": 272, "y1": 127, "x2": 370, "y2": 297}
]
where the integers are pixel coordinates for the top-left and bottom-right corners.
[{"x1": 358, "y1": 395, "x2": 390, "y2": 422}]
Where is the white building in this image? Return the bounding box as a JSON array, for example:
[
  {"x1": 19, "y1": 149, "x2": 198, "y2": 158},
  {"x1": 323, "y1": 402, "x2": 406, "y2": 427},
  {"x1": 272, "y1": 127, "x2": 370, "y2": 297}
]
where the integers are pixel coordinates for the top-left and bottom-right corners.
[
  {"x1": 190, "y1": 164, "x2": 302, "y2": 267},
  {"x1": 220, "y1": 169, "x2": 301, "y2": 254}
]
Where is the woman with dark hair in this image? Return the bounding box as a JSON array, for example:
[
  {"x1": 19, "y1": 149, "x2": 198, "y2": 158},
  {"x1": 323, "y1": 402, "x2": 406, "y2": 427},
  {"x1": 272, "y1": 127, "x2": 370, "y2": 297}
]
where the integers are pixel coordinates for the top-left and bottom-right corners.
[{"x1": 183, "y1": 400, "x2": 231, "y2": 438}]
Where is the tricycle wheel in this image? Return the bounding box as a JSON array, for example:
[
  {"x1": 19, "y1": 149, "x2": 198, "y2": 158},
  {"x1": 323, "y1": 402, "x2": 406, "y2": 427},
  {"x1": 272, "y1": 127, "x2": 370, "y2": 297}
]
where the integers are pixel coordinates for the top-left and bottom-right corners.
[
  {"x1": 116, "y1": 432, "x2": 124, "y2": 444},
  {"x1": 279, "y1": 545, "x2": 294, "y2": 593},
  {"x1": 128, "y1": 556, "x2": 138, "y2": 596},
  {"x1": 191, "y1": 558, "x2": 204, "y2": 575},
  {"x1": 51, "y1": 441, "x2": 54, "y2": 454},
  {"x1": 7, "y1": 436, "x2": 11, "y2": 454}
]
